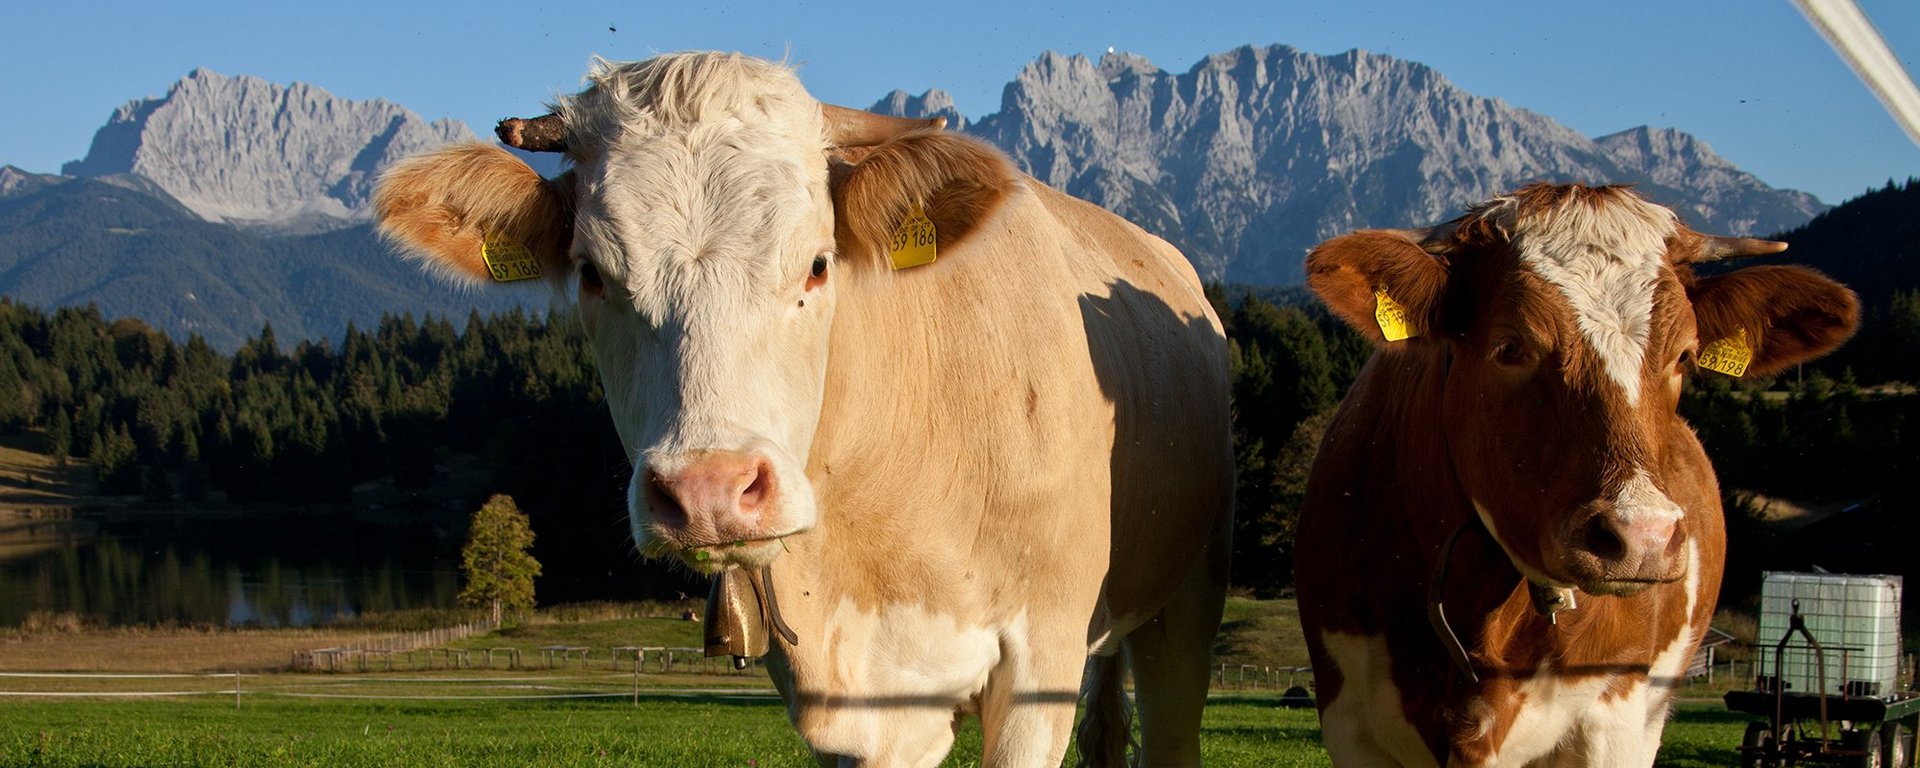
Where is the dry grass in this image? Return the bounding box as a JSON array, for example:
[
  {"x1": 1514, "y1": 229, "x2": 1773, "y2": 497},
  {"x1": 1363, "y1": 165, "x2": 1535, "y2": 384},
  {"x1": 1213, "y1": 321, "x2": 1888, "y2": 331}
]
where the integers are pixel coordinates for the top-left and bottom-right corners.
[
  {"x1": 0, "y1": 431, "x2": 101, "y2": 514},
  {"x1": 0, "y1": 626, "x2": 396, "y2": 673}
]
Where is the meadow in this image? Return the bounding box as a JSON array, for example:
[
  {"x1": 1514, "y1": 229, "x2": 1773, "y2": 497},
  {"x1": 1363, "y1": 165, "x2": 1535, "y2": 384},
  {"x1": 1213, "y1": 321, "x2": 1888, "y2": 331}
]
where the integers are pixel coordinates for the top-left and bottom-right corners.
[
  {"x1": 0, "y1": 691, "x2": 1750, "y2": 767},
  {"x1": 0, "y1": 601, "x2": 1761, "y2": 766},
  {"x1": 0, "y1": 594, "x2": 1775, "y2": 765}
]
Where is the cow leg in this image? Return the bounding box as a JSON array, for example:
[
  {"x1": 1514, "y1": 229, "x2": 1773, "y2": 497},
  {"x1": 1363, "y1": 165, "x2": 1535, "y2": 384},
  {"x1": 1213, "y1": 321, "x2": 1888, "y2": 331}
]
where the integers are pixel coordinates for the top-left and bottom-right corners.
[
  {"x1": 1317, "y1": 631, "x2": 1443, "y2": 768},
  {"x1": 765, "y1": 652, "x2": 844, "y2": 767},
  {"x1": 977, "y1": 620, "x2": 1084, "y2": 768},
  {"x1": 1123, "y1": 558, "x2": 1227, "y2": 768}
]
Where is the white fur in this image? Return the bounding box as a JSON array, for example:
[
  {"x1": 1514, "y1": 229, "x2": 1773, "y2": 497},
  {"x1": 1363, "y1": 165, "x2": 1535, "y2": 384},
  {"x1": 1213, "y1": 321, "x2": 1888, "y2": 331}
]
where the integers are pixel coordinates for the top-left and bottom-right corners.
[
  {"x1": 1320, "y1": 631, "x2": 1443, "y2": 768},
  {"x1": 1611, "y1": 469, "x2": 1684, "y2": 538},
  {"x1": 1488, "y1": 193, "x2": 1677, "y2": 405},
  {"x1": 1484, "y1": 541, "x2": 1702, "y2": 767},
  {"x1": 794, "y1": 600, "x2": 1010, "y2": 765},
  {"x1": 561, "y1": 54, "x2": 838, "y2": 566},
  {"x1": 1365, "y1": 514, "x2": 1703, "y2": 766}
]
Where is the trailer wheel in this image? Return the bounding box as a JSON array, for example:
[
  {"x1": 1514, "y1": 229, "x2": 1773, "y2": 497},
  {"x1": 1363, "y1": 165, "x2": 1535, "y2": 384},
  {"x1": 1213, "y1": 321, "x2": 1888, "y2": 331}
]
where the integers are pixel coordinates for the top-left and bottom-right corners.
[
  {"x1": 1842, "y1": 727, "x2": 1883, "y2": 768},
  {"x1": 1884, "y1": 722, "x2": 1911, "y2": 768},
  {"x1": 1743, "y1": 721, "x2": 1775, "y2": 768}
]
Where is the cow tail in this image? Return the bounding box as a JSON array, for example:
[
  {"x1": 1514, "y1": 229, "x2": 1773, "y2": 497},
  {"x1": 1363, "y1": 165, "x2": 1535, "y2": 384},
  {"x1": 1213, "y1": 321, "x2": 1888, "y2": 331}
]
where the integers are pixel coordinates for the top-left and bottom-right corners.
[{"x1": 1074, "y1": 652, "x2": 1138, "y2": 768}]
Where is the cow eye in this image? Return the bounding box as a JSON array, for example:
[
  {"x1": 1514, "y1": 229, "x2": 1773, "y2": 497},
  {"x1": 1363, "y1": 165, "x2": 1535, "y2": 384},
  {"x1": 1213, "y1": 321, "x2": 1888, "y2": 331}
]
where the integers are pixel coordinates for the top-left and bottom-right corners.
[
  {"x1": 579, "y1": 261, "x2": 604, "y2": 296},
  {"x1": 805, "y1": 254, "x2": 830, "y2": 291},
  {"x1": 1676, "y1": 348, "x2": 1696, "y2": 371},
  {"x1": 1493, "y1": 340, "x2": 1531, "y2": 367}
]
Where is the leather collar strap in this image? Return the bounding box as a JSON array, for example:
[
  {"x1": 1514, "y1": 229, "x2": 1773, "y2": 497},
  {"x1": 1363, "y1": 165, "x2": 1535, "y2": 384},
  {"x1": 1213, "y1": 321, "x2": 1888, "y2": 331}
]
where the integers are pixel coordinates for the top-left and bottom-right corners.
[
  {"x1": 1426, "y1": 521, "x2": 1481, "y2": 683},
  {"x1": 1426, "y1": 520, "x2": 1579, "y2": 684}
]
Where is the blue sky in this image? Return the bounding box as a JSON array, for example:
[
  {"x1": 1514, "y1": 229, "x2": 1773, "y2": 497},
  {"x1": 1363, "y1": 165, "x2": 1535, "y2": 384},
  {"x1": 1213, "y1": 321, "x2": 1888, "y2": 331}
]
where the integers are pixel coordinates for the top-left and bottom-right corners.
[{"x1": 4, "y1": 0, "x2": 1916, "y2": 205}]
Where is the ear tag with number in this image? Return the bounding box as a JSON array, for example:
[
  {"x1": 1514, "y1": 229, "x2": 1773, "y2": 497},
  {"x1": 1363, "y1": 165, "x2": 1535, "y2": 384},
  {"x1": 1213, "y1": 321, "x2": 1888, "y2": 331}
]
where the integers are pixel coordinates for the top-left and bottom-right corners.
[
  {"x1": 481, "y1": 231, "x2": 542, "y2": 282},
  {"x1": 1374, "y1": 287, "x2": 1415, "y2": 342},
  {"x1": 1697, "y1": 327, "x2": 1753, "y2": 378},
  {"x1": 887, "y1": 204, "x2": 938, "y2": 270}
]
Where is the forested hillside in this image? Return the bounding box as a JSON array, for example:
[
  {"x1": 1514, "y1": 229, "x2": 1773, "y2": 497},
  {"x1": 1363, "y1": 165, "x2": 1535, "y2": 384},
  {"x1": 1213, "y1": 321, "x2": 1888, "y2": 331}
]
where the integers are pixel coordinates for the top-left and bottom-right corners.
[
  {"x1": 3, "y1": 274, "x2": 1913, "y2": 604},
  {"x1": 1, "y1": 181, "x2": 1914, "y2": 606}
]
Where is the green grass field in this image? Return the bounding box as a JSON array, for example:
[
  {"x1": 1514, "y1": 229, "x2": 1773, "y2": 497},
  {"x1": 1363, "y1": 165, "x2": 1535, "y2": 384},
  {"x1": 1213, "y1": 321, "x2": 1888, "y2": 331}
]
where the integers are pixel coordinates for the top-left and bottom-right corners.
[
  {"x1": 0, "y1": 692, "x2": 1746, "y2": 767},
  {"x1": 0, "y1": 599, "x2": 1763, "y2": 765}
]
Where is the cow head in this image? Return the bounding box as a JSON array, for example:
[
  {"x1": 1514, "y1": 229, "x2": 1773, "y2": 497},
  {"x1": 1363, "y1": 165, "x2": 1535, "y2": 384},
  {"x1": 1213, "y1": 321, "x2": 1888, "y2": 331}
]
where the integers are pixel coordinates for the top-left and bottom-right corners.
[
  {"x1": 373, "y1": 53, "x2": 1013, "y2": 573},
  {"x1": 1307, "y1": 184, "x2": 1858, "y2": 595}
]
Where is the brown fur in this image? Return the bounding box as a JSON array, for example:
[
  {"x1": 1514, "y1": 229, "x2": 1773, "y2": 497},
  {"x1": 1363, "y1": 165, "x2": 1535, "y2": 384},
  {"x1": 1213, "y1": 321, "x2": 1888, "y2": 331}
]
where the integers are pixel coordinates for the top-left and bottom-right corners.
[
  {"x1": 372, "y1": 144, "x2": 571, "y2": 285},
  {"x1": 1298, "y1": 185, "x2": 1857, "y2": 766},
  {"x1": 830, "y1": 131, "x2": 1021, "y2": 273},
  {"x1": 1304, "y1": 230, "x2": 1450, "y2": 343},
  {"x1": 1687, "y1": 265, "x2": 1861, "y2": 377}
]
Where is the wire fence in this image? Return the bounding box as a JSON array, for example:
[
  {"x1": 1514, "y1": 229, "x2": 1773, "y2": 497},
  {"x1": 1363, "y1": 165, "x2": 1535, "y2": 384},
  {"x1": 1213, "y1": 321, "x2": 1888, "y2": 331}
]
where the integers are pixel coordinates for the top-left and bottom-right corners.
[
  {"x1": 290, "y1": 619, "x2": 498, "y2": 671},
  {"x1": 1215, "y1": 663, "x2": 1314, "y2": 694},
  {"x1": 0, "y1": 669, "x2": 781, "y2": 705}
]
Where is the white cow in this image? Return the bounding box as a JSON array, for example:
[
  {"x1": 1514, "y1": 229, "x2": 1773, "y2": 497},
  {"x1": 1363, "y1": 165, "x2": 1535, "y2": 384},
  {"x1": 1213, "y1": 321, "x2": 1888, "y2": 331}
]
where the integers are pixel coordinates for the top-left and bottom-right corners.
[{"x1": 375, "y1": 52, "x2": 1232, "y2": 766}]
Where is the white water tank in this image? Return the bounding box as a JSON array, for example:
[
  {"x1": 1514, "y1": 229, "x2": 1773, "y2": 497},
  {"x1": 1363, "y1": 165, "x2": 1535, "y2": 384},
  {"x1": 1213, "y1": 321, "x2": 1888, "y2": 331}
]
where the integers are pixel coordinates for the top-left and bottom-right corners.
[{"x1": 1756, "y1": 571, "x2": 1903, "y2": 697}]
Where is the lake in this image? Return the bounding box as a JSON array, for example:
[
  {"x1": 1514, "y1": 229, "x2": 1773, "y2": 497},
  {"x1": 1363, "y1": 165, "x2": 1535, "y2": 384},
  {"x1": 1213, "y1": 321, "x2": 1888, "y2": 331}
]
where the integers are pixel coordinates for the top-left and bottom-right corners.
[{"x1": 0, "y1": 509, "x2": 463, "y2": 627}]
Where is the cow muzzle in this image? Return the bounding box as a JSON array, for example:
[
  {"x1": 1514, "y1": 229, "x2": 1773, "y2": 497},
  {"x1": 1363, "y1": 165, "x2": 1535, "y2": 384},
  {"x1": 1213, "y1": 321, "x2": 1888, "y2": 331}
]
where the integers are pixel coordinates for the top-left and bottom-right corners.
[
  {"x1": 1561, "y1": 500, "x2": 1688, "y2": 594},
  {"x1": 637, "y1": 448, "x2": 806, "y2": 571}
]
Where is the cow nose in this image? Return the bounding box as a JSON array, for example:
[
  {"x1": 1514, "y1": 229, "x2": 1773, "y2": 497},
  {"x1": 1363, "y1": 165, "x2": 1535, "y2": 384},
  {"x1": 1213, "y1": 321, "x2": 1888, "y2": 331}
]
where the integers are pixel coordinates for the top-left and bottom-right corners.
[
  {"x1": 643, "y1": 451, "x2": 776, "y2": 540},
  {"x1": 1574, "y1": 506, "x2": 1684, "y2": 584}
]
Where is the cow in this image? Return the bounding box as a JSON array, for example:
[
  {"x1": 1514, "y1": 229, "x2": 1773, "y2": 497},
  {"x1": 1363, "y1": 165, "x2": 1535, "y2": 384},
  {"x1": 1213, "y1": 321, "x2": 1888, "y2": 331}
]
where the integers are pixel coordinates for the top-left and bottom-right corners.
[
  {"x1": 1295, "y1": 184, "x2": 1859, "y2": 766},
  {"x1": 371, "y1": 52, "x2": 1233, "y2": 767}
]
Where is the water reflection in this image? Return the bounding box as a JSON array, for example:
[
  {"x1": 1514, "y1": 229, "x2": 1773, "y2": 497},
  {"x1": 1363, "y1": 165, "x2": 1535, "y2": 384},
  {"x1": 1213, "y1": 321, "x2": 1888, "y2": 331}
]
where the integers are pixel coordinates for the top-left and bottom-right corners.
[{"x1": 0, "y1": 512, "x2": 461, "y2": 627}]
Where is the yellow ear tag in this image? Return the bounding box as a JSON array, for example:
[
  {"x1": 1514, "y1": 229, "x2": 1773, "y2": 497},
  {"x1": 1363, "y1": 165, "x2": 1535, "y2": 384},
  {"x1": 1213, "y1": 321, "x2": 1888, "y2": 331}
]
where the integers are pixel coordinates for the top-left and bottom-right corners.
[
  {"x1": 481, "y1": 231, "x2": 543, "y2": 282},
  {"x1": 1374, "y1": 287, "x2": 1415, "y2": 342},
  {"x1": 1697, "y1": 328, "x2": 1753, "y2": 378},
  {"x1": 887, "y1": 204, "x2": 938, "y2": 270}
]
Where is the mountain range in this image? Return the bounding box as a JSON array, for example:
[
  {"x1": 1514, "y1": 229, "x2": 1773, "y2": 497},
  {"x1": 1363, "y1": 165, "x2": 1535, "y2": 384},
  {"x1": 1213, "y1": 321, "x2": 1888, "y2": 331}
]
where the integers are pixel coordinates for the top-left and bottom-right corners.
[
  {"x1": 0, "y1": 166, "x2": 537, "y2": 350},
  {"x1": 61, "y1": 69, "x2": 475, "y2": 232},
  {"x1": 2, "y1": 45, "x2": 1838, "y2": 347},
  {"x1": 873, "y1": 47, "x2": 1824, "y2": 282}
]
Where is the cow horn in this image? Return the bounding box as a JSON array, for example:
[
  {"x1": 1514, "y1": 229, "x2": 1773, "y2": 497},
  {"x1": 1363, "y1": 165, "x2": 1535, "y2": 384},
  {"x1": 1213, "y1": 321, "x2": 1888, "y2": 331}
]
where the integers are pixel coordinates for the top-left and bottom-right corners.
[
  {"x1": 1695, "y1": 236, "x2": 1788, "y2": 263},
  {"x1": 822, "y1": 104, "x2": 945, "y2": 148},
  {"x1": 497, "y1": 114, "x2": 568, "y2": 152}
]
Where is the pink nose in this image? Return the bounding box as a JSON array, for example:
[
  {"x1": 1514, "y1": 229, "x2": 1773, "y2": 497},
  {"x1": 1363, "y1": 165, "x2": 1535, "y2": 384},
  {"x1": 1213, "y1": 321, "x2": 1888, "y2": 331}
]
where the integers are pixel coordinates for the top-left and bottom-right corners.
[
  {"x1": 1575, "y1": 509, "x2": 1683, "y2": 582},
  {"x1": 643, "y1": 451, "x2": 776, "y2": 544}
]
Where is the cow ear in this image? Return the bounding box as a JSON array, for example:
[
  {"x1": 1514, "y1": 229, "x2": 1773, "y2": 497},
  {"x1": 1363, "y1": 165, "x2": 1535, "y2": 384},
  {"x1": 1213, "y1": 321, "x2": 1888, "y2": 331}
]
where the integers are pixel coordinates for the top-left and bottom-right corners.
[
  {"x1": 1305, "y1": 230, "x2": 1449, "y2": 344},
  {"x1": 374, "y1": 143, "x2": 571, "y2": 286},
  {"x1": 830, "y1": 132, "x2": 1020, "y2": 273},
  {"x1": 1689, "y1": 265, "x2": 1859, "y2": 377}
]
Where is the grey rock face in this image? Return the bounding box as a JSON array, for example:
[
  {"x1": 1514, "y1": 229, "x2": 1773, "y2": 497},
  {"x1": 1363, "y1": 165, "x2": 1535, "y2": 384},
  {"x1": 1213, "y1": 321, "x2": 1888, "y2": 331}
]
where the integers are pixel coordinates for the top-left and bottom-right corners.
[
  {"x1": 63, "y1": 68, "x2": 473, "y2": 229},
  {"x1": 0, "y1": 166, "x2": 67, "y2": 198},
  {"x1": 1593, "y1": 126, "x2": 1824, "y2": 238},
  {"x1": 869, "y1": 89, "x2": 969, "y2": 131},
  {"x1": 884, "y1": 45, "x2": 1826, "y2": 284}
]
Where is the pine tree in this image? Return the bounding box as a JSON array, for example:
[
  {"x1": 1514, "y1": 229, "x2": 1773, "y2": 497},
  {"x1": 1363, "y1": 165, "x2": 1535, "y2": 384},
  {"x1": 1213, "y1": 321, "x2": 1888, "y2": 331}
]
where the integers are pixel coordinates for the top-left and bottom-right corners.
[
  {"x1": 457, "y1": 494, "x2": 541, "y2": 625},
  {"x1": 92, "y1": 424, "x2": 141, "y2": 495},
  {"x1": 47, "y1": 409, "x2": 72, "y2": 467}
]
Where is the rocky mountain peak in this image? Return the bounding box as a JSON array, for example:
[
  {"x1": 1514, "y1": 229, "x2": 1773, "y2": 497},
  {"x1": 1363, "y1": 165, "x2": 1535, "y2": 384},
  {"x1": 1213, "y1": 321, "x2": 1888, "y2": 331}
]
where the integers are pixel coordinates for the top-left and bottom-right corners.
[
  {"x1": 62, "y1": 69, "x2": 473, "y2": 230},
  {"x1": 890, "y1": 44, "x2": 1826, "y2": 283},
  {"x1": 0, "y1": 165, "x2": 66, "y2": 198},
  {"x1": 1098, "y1": 51, "x2": 1159, "y2": 79},
  {"x1": 868, "y1": 88, "x2": 968, "y2": 131}
]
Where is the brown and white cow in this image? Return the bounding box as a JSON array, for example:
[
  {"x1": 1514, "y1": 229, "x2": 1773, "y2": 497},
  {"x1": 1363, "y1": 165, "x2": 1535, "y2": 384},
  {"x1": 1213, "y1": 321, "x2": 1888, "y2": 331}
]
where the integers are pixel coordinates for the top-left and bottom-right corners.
[
  {"x1": 372, "y1": 53, "x2": 1233, "y2": 766},
  {"x1": 1296, "y1": 184, "x2": 1858, "y2": 766}
]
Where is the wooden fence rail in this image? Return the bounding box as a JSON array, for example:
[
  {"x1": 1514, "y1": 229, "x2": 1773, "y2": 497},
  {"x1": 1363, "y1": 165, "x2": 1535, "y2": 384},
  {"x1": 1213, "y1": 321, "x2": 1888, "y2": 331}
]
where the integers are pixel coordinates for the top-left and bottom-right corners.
[{"x1": 292, "y1": 619, "x2": 498, "y2": 672}]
